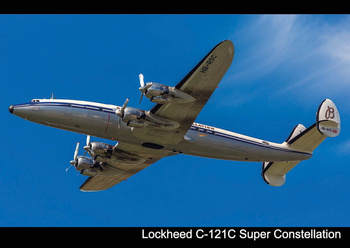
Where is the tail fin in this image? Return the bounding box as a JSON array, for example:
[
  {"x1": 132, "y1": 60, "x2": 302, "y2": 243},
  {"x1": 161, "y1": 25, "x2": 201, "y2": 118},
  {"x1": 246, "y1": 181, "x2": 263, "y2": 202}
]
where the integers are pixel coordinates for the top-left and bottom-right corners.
[{"x1": 262, "y1": 99, "x2": 341, "y2": 186}]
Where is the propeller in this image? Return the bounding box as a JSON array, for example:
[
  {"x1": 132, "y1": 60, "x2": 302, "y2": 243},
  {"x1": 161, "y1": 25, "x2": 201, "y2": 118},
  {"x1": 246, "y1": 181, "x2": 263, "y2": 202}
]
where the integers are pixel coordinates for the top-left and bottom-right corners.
[
  {"x1": 83, "y1": 135, "x2": 91, "y2": 156},
  {"x1": 138, "y1": 74, "x2": 152, "y2": 104},
  {"x1": 116, "y1": 98, "x2": 129, "y2": 118},
  {"x1": 67, "y1": 142, "x2": 79, "y2": 171}
]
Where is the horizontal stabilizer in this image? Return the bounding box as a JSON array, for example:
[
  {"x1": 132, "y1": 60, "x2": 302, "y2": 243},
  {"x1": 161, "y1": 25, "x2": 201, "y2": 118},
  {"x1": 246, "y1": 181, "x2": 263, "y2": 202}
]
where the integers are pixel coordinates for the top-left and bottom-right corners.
[
  {"x1": 262, "y1": 161, "x2": 300, "y2": 186},
  {"x1": 287, "y1": 123, "x2": 326, "y2": 153}
]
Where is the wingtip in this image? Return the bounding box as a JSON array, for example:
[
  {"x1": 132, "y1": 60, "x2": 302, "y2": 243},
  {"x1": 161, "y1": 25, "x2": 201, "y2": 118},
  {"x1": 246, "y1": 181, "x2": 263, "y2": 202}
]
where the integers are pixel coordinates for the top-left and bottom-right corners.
[
  {"x1": 79, "y1": 188, "x2": 104, "y2": 192},
  {"x1": 217, "y1": 40, "x2": 234, "y2": 57}
]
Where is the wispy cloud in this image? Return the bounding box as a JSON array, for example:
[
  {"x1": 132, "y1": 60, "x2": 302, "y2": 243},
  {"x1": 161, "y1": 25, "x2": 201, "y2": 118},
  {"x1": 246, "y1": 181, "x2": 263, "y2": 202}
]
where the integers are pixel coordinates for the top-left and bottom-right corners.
[
  {"x1": 319, "y1": 25, "x2": 350, "y2": 81},
  {"x1": 335, "y1": 139, "x2": 350, "y2": 157},
  {"x1": 219, "y1": 15, "x2": 350, "y2": 108},
  {"x1": 224, "y1": 15, "x2": 302, "y2": 85}
]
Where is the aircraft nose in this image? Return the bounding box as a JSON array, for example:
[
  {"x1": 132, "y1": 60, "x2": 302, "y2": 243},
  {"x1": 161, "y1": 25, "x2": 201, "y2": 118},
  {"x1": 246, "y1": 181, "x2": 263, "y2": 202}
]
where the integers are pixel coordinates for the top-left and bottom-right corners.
[{"x1": 9, "y1": 105, "x2": 14, "y2": 114}]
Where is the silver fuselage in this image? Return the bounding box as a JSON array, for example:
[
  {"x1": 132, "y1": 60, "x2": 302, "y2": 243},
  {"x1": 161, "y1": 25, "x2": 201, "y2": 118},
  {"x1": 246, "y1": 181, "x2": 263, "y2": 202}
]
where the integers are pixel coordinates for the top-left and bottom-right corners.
[{"x1": 10, "y1": 99, "x2": 312, "y2": 162}]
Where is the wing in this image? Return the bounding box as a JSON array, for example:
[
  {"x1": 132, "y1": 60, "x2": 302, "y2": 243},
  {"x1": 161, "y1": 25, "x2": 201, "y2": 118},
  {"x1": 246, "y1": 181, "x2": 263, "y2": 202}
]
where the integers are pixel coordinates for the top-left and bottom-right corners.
[
  {"x1": 79, "y1": 41, "x2": 234, "y2": 191},
  {"x1": 132, "y1": 40, "x2": 234, "y2": 144},
  {"x1": 79, "y1": 157, "x2": 162, "y2": 192},
  {"x1": 79, "y1": 142, "x2": 172, "y2": 192}
]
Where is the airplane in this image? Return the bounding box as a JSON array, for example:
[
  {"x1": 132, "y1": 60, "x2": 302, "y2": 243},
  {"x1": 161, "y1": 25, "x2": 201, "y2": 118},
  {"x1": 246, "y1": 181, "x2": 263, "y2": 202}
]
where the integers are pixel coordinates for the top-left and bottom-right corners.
[{"x1": 8, "y1": 40, "x2": 341, "y2": 191}]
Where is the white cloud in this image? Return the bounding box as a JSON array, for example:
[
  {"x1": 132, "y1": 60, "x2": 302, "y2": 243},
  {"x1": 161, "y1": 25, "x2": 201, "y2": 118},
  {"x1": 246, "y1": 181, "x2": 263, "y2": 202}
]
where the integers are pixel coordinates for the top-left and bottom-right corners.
[
  {"x1": 220, "y1": 15, "x2": 350, "y2": 108},
  {"x1": 226, "y1": 15, "x2": 300, "y2": 84},
  {"x1": 320, "y1": 27, "x2": 350, "y2": 79},
  {"x1": 335, "y1": 139, "x2": 350, "y2": 157}
]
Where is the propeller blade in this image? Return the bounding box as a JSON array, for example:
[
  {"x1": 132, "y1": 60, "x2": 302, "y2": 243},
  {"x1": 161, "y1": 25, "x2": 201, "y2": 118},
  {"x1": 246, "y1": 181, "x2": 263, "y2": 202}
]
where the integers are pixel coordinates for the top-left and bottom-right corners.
[
  {"x1": 83, "y1": 135, "x2": 91, "y2": 157},
  {"x1": 73, "y1": 142, "x2": 79, "y2": 161},
  {"x1": 139, "y1": 92, "x2": 143, "y2": 104},
  {"x1": 120, "y1": 98, "x2": 129, "y2": 112},
  {"x1": 139, "y1": 73, "x2": 144, "y2": 87},
  {"x1": 68, "y1": 142, "x2": 80, "y2": 170},
  {"x1": 138, "y1": 74, "x2": 147, "y2": 104},
  {"x1": 116, "y1": 98, "x2": 129, "y2": 117},
  {"x1": 83, "y1": 150, "x2": 88, "y2": 157},
  {"x1": 86, "y1": 135, "x2": 90, "y2": 147}
]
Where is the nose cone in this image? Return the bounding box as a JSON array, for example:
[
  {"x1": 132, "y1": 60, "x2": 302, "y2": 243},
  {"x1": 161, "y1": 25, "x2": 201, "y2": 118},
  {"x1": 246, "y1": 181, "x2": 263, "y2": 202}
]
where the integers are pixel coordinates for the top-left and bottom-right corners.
[{"x1": 9, "y1": 105, "x2": 14, "y2": 114}]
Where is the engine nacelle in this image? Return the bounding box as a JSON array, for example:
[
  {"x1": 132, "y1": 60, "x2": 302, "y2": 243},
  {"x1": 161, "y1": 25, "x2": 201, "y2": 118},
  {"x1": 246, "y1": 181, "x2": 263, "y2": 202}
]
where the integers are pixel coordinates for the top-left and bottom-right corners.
[
  {"x1": 145, "y1": 83, "x2": 169, "y2": 98},
  {"x1": 115, "y1": 106, "x2": 146, "y2": 128},
  {"x1": 139, "y1": 74, "x2": 195, "y2": 104},
  {"x1": 142, "y1": 82, "x2": 195, "y2": 104},
  {"x1": 116, "y1": 103, "x2": 179, "y2": 130},
  {"x1": 76, "y1": 156, "x2": 97, "y2": 171},
  {"x1": 122, "y1": 107, "x2": 146, "y2": 123},
  {"x1": 88, "y1": 142, "x2": 113, "y2": 157}
]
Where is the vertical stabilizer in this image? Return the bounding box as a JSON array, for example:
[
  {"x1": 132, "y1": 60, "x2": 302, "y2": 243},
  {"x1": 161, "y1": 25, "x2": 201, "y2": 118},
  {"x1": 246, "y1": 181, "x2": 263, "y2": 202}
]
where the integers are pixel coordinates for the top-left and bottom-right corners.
[{"x1": 316, "y1": 99, "x2": 341, "y2": 137}]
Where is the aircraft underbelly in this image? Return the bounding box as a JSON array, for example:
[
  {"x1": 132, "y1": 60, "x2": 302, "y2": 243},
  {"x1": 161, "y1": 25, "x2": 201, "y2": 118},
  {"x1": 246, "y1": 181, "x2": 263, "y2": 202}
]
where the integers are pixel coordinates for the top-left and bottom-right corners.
[{"x1": 176, "y1": 130, "x2": 311, "y2": 162}]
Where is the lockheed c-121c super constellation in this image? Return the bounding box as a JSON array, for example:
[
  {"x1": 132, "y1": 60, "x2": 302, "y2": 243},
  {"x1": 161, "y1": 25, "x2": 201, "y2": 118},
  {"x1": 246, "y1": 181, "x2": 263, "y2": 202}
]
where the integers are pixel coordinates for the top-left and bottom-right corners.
[{"x1": 9, "y1": 40, "x2": 341, "y2": 191}]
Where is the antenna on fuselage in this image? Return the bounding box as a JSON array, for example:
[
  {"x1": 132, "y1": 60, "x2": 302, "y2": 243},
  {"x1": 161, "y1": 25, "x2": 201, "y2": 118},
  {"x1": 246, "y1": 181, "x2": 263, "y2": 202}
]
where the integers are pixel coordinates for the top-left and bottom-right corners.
[{"x1": 50, "y1": 93, "x2": 57, "y2": 99}]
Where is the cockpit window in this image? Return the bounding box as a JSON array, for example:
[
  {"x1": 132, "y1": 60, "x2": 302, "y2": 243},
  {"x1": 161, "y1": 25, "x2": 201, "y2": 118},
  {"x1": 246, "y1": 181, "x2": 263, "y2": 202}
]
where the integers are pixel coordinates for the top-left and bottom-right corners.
[{"x1": 30, "y1": 99, "x2": 40, "y2": 103}]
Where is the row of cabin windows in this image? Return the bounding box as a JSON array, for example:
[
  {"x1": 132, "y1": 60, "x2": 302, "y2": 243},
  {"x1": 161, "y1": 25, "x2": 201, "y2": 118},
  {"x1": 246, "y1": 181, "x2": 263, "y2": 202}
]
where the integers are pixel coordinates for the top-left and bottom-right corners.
[
  {"x1": 30, "y1": 100, "x2": 109, "y2": 112},
  {"x1": 190, "y1": 126, "x2": 215, "y2": 134}
]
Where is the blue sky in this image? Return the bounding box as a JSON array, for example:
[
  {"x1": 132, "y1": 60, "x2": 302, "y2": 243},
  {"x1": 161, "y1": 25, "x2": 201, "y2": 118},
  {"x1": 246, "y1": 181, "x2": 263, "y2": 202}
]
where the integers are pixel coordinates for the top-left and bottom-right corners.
[{"x1": 2, "y1": 14, "x2": 350, "y2": 227}]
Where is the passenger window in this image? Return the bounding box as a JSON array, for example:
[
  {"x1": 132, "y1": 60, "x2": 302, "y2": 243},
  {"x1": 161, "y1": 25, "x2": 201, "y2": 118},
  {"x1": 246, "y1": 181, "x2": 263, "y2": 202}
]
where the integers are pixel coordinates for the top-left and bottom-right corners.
[{"x1": 207, "y1": 130, "x2": 215, "y2": 135}]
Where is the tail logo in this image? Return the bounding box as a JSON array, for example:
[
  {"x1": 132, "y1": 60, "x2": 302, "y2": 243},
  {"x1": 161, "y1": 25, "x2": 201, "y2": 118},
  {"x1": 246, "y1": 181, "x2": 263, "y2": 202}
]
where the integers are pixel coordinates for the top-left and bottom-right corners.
[{"x1": 325, "y1": 106, "x2": 335, "y2": 120}]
